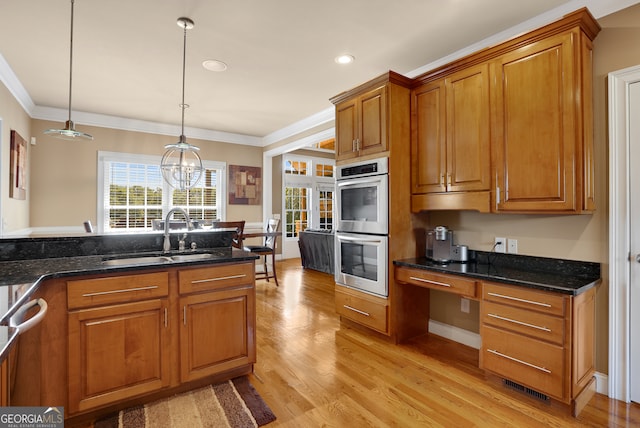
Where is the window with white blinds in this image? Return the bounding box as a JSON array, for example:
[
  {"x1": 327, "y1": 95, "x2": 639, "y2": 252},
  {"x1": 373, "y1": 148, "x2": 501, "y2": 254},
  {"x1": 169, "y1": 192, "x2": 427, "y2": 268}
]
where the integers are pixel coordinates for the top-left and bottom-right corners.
[{"x1": 97, "y1": 151, "x2": 226, "y2": 233}]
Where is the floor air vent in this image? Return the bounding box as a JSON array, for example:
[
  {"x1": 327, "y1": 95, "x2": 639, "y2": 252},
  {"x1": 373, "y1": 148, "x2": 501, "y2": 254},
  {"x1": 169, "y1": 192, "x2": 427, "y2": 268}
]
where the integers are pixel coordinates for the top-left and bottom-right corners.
[{"x1": 503, "y1": 379, "x2": 549, "y2": 402}]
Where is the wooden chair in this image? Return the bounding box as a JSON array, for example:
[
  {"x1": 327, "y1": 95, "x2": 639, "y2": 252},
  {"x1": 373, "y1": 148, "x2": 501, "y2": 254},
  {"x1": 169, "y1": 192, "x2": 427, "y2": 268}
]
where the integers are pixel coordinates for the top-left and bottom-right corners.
[
  {"x1": 244, "y1": 218, "x2": 280, "y2": 286},
  {"x1": 212, "y1": 220, "x2": 245, "y2": 249}
]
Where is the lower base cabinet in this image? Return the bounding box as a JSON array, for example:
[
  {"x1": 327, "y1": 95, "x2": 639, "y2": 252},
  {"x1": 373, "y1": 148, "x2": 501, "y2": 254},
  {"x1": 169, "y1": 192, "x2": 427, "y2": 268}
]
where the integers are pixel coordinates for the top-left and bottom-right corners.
[
  {"x1": 335, "y1": 284, "x2": 389, "y2": 334},
  {"x1": 68, "y1": 299, "x2": 171, "y2": 414},
  {"x1": 65, "y1": 261, "x2": 256, "y2": 417},
  {"x1": 480, "y1": 281, "x2": 596, "y2": 414},
  {"x1": 179, "y1": 263, "x2": 256, "y2": 383}
]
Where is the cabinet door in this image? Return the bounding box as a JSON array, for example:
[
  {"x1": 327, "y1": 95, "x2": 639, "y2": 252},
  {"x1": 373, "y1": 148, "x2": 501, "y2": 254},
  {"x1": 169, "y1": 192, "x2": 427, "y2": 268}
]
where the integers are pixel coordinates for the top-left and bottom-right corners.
[
  {"x1": 180, "y1": 287, "x2": 256, "y2": 383},
  {"x1": 492, "y1": 32, "x2": 577, "y2": 212},
  {"x1": 411, "y1": 79, "x2": 446, "y2": 194},
  {"x1": 68, "y1": 299, "x2": 170, "y2": 414},
  {"x1": 335, "y1": 98, "x2": 359, "y2": 161},
  {"x1": 358, "y1": 86, "x2": 387, "y2": 157},
  {"x1": 446, "y1": 64, "x2": 491, "y2": 192}
]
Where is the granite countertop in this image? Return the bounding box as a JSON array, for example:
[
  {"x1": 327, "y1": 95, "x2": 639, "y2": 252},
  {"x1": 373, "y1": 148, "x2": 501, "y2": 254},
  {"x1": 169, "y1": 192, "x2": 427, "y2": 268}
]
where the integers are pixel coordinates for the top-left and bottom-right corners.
[
  {"x1": 394, "y1": 252, "x2": 601, "y2": 295},
  {"x1": 0, "y1": 231, "x2": 259, "y2": 363}
]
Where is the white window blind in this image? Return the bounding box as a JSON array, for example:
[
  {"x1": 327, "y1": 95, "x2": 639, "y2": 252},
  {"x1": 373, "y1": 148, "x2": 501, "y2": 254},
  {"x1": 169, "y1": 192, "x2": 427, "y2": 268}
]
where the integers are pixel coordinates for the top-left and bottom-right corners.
[{"x1": 97, "y1": 151, "x2": 226, "y2": 233}]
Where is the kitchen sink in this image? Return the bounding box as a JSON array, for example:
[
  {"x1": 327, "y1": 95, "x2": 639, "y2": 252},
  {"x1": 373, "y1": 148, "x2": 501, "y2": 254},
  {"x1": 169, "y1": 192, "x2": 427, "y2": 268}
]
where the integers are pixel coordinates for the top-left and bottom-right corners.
[
  {"x1": 102, "y1": 253, "x2": 216, "y2": 266},
  {"x1": 102, "y1": 256, "x2": 172, "y2": 266},
  {"x1": 169, "y1": 253, "x2": 216, "y2": 262}
]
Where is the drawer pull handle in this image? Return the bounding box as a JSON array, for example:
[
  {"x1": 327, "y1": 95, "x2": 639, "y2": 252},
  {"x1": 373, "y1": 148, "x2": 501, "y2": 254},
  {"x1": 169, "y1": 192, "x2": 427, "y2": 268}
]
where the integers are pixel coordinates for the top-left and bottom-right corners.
[
  {"x1": 487, "y1": 313, "x2": 551, "y2": 332},
  {"x1": 164, "y1": 307, "x2": 168, "y2": 328},
  {"x1": 82, "y1": 285, "x2": 159, "y2": 297},
  {"x1": 191, "y1": 274, "x2": 246, "y2": 284},
  {"x1": 409, "y1": 276, "x2": 451, "y2": 288},
  {"x1": 487, "y1": 349, "x2": 551, "y2": 374},
  {"x1": 487, "y1": 292, "x2": 551, "y2": 308},
  {"x1": 343, "y1": 305, "x2": 370, "y2": 317}
]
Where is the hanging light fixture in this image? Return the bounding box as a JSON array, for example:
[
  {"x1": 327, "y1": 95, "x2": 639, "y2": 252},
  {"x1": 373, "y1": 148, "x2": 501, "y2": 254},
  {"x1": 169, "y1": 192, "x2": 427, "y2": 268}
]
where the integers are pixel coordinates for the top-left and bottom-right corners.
[
  {"x1": 44, "y1": 0, "x2": 93, "y2": 140},
  {"x1": 160, "y1": 17, "x2": 203, "y2": 191}
]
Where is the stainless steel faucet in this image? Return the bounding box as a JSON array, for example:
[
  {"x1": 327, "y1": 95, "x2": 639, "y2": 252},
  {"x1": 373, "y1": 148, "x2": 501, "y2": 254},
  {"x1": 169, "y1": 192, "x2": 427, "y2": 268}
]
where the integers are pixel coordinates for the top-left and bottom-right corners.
[{"x1": 163, "y1": 207, "x2": 192, "y2": 253}]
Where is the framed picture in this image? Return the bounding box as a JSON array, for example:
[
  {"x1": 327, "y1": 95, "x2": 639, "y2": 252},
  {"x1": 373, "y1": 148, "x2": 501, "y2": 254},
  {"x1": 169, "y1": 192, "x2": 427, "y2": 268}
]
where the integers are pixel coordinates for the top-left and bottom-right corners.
[
  {"x1": 229, "y1": 165, "x2": 261, "y2": 205},
  {"x1": 10, "y1": 130, "x2": 27, "y2": 200}
]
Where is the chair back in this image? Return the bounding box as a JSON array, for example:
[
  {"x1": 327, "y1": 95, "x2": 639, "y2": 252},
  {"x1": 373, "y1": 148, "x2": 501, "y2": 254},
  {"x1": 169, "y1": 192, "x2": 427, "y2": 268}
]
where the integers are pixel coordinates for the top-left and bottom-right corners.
[
  {"x1": 264, "y1": 218, "x2": 280, "y2": 250},
  {"x1": 212, "y1": 220, "x2": 245, "y2": 249}
]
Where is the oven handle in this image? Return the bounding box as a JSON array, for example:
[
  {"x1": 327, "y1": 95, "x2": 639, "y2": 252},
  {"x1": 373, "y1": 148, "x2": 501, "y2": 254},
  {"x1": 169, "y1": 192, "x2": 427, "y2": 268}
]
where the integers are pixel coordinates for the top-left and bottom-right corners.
[
  {"x1": 337, "y1": 235, "x2": 384, "y2": 244},
  {"x1": 337, "y1": 175, "x2": 385, "y2": 188},
  {"x1": 9, "y1": 298, "x2": 48, "y2": 335}
]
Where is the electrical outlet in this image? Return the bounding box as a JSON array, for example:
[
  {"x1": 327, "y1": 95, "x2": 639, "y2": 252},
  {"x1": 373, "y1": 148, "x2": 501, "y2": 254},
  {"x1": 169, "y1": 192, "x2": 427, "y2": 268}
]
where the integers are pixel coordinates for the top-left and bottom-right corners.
[
  {"x1": 508, "y1": 238, "x2": 518, "y2": 254},
  {"x1": 461, "y1": 298, "x2": 470, "y2": 314},
  {"x1": 494, "y1": 237, "x2": 506, "y2": 253}
]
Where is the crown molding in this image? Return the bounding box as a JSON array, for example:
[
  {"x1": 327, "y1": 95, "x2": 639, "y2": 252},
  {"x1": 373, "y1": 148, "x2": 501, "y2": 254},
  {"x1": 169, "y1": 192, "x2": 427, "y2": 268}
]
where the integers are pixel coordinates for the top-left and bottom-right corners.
[{"x1": 2, "y1": 0, "x2": 637, "y2": 148}]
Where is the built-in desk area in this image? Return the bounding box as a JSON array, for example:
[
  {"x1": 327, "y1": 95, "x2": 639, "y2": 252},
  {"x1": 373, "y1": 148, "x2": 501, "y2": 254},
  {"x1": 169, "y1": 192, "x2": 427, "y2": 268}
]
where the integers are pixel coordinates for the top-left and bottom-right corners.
[{"x1": 393, "y1": 252, "x2": 600, "y2": 416}]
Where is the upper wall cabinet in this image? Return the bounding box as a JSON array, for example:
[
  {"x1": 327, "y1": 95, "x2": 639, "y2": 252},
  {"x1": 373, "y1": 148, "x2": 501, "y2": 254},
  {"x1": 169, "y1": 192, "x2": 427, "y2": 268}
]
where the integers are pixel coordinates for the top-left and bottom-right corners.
[
  {"x1": 411, "y1": 63, "x2": 492, "y2": 212},
  {"x1": 331, "y1": 72, "x2": 412, "y2": 163},
  {"x1": 409, "y1": 8, "x2": 600, "y2": 214},
  {"x1": 491, "y1": 24, "x2": 597, "y2": 213}
]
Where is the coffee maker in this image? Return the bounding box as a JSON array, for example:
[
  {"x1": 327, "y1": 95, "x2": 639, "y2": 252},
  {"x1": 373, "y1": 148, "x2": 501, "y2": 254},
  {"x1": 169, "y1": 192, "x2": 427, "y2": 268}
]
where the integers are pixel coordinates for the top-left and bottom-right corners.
[{"x1": 426, "y1": 226, "x2": 468, "y2": 263}]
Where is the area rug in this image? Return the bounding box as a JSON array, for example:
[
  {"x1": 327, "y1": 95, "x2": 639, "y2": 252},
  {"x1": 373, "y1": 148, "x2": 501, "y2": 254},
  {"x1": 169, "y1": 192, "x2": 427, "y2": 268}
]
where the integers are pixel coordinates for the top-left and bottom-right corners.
[{"x1": 94, "y1": 376, "x2": 276, "y2": 428}]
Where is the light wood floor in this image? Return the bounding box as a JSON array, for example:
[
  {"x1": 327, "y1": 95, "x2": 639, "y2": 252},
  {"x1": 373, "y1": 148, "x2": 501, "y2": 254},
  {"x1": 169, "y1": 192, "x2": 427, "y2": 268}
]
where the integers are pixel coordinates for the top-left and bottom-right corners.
[{"x1": 250, "y1": 258, "x2": 640, "y2": 427}]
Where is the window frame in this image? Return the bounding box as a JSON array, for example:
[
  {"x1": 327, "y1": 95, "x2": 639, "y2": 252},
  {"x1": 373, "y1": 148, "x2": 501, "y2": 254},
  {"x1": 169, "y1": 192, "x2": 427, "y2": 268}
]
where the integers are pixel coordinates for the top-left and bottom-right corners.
[{"x1": 97, "y1": 151, "x2": 226, "y2": 233}]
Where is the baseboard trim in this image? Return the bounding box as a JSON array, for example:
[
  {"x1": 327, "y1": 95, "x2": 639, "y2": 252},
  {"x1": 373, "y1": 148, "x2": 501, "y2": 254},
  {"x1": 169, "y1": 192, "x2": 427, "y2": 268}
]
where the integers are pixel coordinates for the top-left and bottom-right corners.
[
  {"x1": 428, "y1": 319, "x2": 481, "y2": 350},
  {"x1": 594, "y1": 371, "x2": 608, "y2": 396}
]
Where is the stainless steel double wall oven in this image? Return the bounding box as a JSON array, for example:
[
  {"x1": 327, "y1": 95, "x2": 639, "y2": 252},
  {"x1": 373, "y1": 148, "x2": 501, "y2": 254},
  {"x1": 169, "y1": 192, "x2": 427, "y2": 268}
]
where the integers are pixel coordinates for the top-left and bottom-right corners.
[{"x1": 335, "y1": 157, "x2": 389, "y2": 297}]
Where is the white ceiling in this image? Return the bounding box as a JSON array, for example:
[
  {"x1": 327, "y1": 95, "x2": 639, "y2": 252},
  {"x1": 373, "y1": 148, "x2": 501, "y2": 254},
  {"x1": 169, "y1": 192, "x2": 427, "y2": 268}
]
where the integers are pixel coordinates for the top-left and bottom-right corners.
[{"x1": 0, "y1": 0, "x2": 637, "y2": 146}]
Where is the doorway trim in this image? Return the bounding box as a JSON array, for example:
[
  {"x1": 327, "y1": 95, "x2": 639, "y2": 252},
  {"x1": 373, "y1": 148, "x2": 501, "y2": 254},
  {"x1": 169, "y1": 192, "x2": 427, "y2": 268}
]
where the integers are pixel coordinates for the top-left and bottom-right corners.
[{"x1": 608, "y1": 64, "x2": 640, "y2": 403}]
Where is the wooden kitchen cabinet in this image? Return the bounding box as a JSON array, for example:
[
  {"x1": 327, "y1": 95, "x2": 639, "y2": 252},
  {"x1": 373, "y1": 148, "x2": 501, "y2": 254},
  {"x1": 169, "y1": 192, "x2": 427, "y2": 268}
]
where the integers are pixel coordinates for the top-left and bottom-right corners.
[
  {"x1": 490, "y1": 16, "x2": 597, "y2": 213},
  {"x1": 67, "y1": 272, "x2": 171, "y2": 414},
  {"x1": 335, "y1": 284, "x2": 389, "y2": 334},
  {"x1": 407, "y1": 8, "x2": 598, "y2": 214},
  {"x1": 178, "y1": 262, "x2": 256, "y2": 383},
  {"x1": 332, "y1": 71, "x2": 412, "y2": 162},
  {"x1": 480, "y1": 281, "x2": 596, "y2": 415},
  {"x1": 411, "y1": 63, "x2": 491, "y2": 212}
]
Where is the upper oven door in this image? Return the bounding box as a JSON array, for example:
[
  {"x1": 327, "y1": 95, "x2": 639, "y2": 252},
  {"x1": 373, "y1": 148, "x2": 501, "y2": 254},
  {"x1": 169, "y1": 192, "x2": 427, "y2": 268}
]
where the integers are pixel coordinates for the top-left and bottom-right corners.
[{"x1": 336, "y1": 174, "x2": 388, "y2": 235}]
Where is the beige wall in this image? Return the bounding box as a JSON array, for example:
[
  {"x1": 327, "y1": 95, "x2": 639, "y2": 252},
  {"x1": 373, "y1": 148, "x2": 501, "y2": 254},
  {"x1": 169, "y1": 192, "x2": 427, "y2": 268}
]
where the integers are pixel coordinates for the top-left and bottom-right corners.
[
  {"x1": 0, "y1": 82, "x2": 32, "y2": 233},
  {"x1": 427, "y1": 5, "x2": 640, "y2": 374},
  {"x1": 29, "y1": 120, "x2": 264, "y2": 228}
]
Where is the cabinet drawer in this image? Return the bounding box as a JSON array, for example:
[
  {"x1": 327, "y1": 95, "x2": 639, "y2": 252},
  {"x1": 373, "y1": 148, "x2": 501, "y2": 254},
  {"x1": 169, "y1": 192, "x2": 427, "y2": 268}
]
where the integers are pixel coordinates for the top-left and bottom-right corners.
[
  {"x1": 68, "y1": 272, "x2": 169, "y2": 309},
  {"x1": 395, "y1": 267, "x2": 477, "y2": 298},
  {"x1": 335, "y1": 286, "x2": 388, "y2": 333},
  {"x1": 482, "y1": 325, "x2": 565, "y2": 399},
  {"x1": 179, "y1": 262, "x2": 254, "y2": 294},
  {"x1": 482, "y1": 282, "x2": 565, "y2": 316},
  {"x1": 482, "y1": 301, "x2": 565, "y2": 345}
]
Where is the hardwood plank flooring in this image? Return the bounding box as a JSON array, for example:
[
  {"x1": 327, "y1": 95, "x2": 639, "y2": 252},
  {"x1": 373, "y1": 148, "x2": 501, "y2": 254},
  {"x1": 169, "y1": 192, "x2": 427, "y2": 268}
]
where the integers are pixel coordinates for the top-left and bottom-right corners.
[{"x1": 250, "y1": 258, "x2": 640, "y2": 427}]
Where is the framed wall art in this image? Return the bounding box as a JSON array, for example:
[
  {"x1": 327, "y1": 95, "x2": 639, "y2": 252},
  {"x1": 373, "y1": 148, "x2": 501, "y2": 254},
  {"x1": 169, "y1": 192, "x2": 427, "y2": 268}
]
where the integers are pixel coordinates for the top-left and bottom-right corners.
[
  {"x1": 228, "y1": 165, "x2": 261, "y2": 205},
  {"x1": 10, "y1": 130, "x2": 27, "y2": 200}
]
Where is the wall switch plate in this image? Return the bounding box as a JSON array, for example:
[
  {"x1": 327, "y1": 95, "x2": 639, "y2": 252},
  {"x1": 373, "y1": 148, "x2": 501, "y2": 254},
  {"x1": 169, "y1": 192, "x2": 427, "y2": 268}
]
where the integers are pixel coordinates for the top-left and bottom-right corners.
[
  {"x1": 461, "y1": 298, "x2": 470, "y2": 314},
  {"x1": 494, "y1": 237, "x2": 506, "y2": 253},
  {"x1": 508, "y1": 239, "x2": 518, "y2": 254}
]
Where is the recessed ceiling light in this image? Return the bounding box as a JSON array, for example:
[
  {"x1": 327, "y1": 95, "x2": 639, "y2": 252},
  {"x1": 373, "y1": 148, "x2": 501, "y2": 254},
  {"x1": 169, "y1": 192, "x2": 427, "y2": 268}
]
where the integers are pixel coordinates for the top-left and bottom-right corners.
[
  {"x1": 202, "y1": 59, "x2": 228, "y2": 72},
  {"x1": 335, "y1": 54, "x2": 355, "y2": 65}
]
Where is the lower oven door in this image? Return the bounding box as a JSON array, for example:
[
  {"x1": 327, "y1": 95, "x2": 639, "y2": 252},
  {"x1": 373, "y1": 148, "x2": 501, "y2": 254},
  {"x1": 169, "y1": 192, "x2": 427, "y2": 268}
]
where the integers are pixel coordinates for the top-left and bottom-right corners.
[{"x1": 335, "y1": 232, "x2": 388, "y2": 297}]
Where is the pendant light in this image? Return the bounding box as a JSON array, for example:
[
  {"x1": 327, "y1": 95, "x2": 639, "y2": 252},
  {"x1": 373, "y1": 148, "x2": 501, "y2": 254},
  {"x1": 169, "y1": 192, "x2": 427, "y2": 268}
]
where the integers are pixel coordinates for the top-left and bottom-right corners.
[
  {"x1": 44, "y1": 0, "x2": 93, "y2": 140},
  {"x1": 160, "y1": 17, "x2": 203, "y2": 191}
]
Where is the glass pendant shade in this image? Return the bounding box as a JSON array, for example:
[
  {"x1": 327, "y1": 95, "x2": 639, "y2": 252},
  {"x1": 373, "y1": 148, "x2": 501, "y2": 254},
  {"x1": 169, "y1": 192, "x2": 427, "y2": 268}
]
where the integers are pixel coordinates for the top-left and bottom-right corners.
[
  {"x1": 161, "y1": 135, "x2": 203, "y2": 191},
  {"x1": 161, "y1": 16, "x2": 202, "y2": 190},
  {"x1": 44, "y1": 120, "x2": 93, "y2": 140}
]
